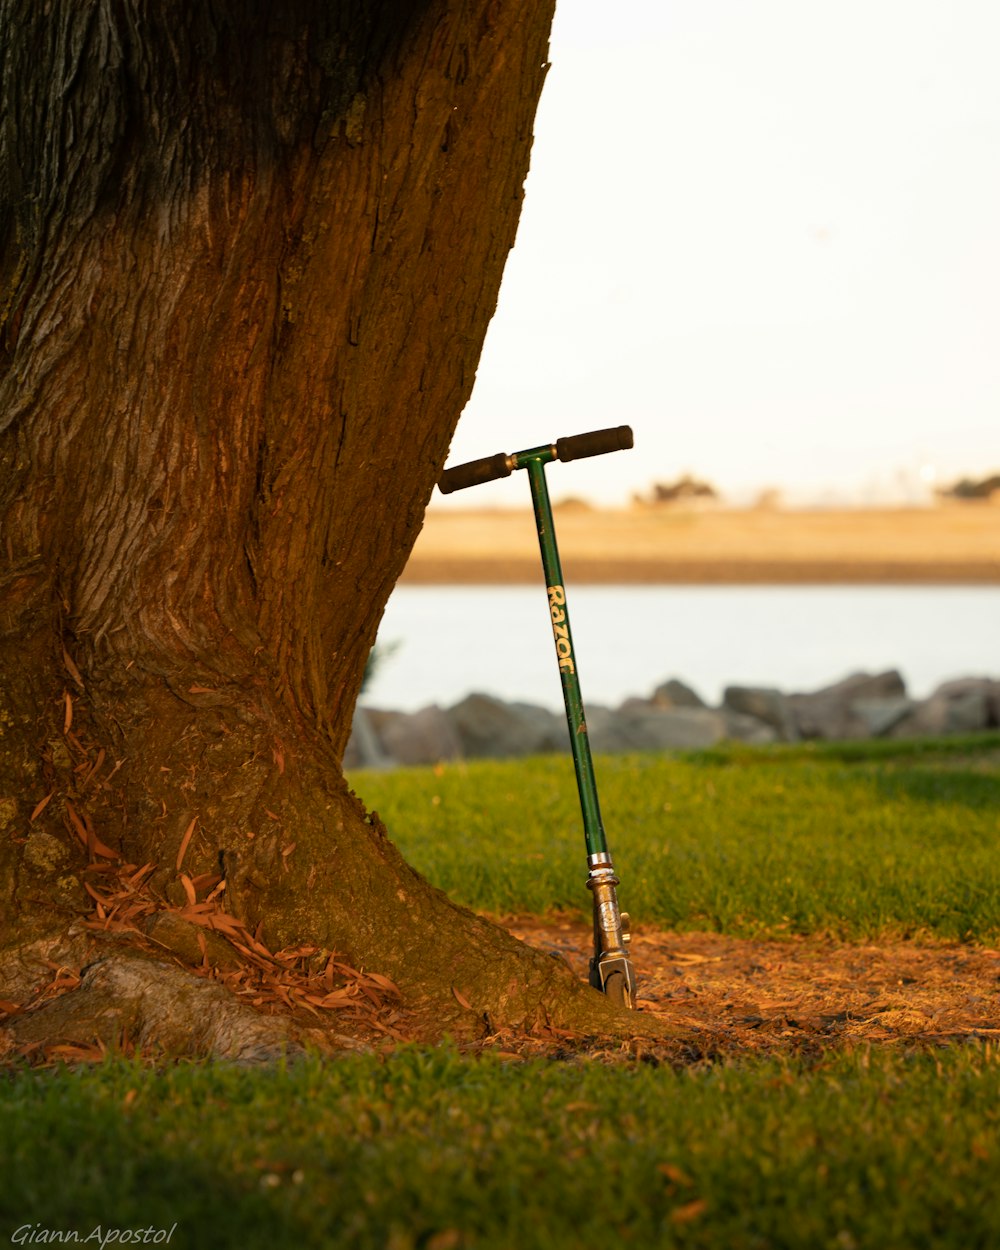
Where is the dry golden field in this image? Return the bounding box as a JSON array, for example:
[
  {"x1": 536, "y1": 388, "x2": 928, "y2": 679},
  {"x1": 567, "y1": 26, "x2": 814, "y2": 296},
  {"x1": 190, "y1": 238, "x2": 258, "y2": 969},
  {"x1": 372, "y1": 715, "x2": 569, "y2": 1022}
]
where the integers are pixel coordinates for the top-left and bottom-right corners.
[{"x1": 402, "y1": 503, "x2": 1000, "y2": 584}]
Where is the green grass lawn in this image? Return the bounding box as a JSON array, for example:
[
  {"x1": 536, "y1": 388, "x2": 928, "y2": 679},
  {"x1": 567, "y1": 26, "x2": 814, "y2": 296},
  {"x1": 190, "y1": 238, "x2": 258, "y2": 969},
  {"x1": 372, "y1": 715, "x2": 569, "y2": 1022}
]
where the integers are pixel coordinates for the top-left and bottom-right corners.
[
  {"x1": 352, "y1": 734, "x2": 1000, "y2": 942},
  {"x1": 3, "y1": 1045, "x2": 999, "y2": 1250},
  {"x1": 4, "y1": 737, "x2": 1000, "y2": 1248}
]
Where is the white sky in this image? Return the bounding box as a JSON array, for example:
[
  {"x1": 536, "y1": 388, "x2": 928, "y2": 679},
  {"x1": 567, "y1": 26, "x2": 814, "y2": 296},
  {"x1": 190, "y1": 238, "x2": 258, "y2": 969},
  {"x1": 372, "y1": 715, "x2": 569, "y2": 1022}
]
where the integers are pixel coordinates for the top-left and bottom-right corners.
[{"x1": 437, "y1": 0, "x2": 1000, "y2": 508}]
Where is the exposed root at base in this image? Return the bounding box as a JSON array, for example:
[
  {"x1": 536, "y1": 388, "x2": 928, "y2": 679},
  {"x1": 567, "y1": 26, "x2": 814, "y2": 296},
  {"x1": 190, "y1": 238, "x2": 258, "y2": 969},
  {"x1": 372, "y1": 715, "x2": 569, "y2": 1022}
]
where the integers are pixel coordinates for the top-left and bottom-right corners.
[{"x1": 0, "y1": 858, "x2": 415, "y2": 1066}]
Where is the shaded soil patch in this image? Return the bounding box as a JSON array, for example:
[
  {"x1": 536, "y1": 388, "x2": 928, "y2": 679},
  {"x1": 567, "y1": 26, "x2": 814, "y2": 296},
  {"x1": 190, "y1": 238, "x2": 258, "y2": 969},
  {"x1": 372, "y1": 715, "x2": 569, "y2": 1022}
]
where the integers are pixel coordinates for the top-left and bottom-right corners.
[{"x1": 507, "y1": 917, "x2": 1000, "y2": 1055}]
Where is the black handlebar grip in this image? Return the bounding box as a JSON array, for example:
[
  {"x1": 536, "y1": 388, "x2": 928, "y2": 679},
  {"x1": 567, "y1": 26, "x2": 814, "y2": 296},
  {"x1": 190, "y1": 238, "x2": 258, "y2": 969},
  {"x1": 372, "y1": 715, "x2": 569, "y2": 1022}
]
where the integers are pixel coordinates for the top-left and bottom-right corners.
[
  {"x1": 555, "y1": 425, "x2": 634, "y2": 463},
  {"x1": 439, "y1": 451, "x2": 512, "y2": 494}
]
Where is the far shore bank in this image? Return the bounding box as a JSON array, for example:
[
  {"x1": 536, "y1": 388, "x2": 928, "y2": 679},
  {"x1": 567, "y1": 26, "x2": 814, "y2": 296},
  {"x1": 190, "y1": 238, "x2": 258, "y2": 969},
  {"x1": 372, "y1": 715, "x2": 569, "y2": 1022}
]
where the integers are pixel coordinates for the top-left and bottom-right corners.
[{"x1": 401, "y1": 505, "x2": 1000, "y2": 585}]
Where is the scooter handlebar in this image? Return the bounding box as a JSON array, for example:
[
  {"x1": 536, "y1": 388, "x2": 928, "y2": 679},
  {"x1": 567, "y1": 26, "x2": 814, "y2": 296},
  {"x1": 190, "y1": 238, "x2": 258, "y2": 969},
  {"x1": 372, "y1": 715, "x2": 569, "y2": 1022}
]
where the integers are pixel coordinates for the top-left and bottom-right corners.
[
  {"x1": 556, "y1": 425, "x2": 633, "y2": 462},
  {"x1": 438, "y1": 451, "x2": 512, "y2": 494},
  {"x1": 438, "y1": 425, "x2": 633, "y2": 493}
]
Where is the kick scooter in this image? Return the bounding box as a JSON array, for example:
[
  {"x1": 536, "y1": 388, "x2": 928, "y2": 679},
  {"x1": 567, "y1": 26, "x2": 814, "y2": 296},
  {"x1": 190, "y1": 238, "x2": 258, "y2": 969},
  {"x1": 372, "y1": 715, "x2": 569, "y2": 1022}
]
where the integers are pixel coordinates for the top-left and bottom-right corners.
[{"x1": 439, "y1": 426, "x2": 638, "y2": 1008}]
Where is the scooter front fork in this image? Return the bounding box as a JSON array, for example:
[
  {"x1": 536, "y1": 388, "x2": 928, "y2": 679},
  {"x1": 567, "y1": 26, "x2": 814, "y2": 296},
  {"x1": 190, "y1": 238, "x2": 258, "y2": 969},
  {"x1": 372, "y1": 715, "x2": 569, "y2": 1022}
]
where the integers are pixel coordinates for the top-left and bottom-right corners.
[{"x1": 587, "y1": 856, "x2": 638, "y2": 1008}]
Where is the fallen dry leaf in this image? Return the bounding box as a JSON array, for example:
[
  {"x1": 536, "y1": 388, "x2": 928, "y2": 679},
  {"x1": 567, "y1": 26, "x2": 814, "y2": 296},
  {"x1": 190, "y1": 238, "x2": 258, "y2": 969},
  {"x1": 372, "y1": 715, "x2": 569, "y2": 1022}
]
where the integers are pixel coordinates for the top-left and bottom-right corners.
[
  {"x1": 658, "y1": 1163, "x2": 694, "y2": 1188},
  {"x1": 175, "y1": 816, "x2": 198, "y2": 871},
  {"x1": 61, "y1": 645, "x2": 85, "y2": 689},
  {"x1": 65, "y1": 801, "x2": 117, "y2": 860},
  {"x1": 670, "y1": 1199, "x2": 708, "y2": 1225},
  {"x1": 30, "y1": 792, "x2": 54, "y2": 822}
]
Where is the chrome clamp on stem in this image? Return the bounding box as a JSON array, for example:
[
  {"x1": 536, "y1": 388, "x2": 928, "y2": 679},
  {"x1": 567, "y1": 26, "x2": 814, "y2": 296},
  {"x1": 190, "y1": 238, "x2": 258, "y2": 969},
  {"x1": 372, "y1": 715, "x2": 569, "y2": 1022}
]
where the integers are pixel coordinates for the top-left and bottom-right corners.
[{"x1": 586, "y1": 860, "x2": 638, "y2": 1007}]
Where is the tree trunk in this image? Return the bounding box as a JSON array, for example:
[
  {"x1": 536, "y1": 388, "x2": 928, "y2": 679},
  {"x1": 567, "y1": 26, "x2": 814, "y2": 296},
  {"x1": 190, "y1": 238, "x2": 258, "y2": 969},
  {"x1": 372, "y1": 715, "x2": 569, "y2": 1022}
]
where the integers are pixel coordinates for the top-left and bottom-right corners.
[{"x1": 0, "y1": 1, "x2": 660, "y2": 1058}]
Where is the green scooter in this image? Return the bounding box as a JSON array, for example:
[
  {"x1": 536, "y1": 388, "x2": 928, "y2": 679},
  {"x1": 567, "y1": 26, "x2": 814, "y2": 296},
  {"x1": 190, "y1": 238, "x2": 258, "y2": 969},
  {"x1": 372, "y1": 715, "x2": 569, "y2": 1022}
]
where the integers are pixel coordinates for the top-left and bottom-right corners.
[{"x1": 439, "y1": 426, "x2": 638, "y2": 1008}]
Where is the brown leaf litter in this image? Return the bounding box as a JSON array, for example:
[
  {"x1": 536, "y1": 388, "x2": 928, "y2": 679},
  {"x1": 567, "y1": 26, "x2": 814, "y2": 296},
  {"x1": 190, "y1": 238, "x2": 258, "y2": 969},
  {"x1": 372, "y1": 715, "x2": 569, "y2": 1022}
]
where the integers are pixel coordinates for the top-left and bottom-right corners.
[
  {"x1": 506, "y1": 916, "x2": 1000, "y2": 1056},
  {"x1": 1, "y1": 859, "x2": 410, "y2": 1066}
]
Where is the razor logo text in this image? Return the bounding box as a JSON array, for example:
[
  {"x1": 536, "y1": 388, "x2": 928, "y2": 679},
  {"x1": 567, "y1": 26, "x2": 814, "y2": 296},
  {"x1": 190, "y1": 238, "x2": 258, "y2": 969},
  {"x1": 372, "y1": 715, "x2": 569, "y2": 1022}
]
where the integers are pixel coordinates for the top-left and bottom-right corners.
[{"x1": 547, "y1": 584, "x2": 576, "y2": 675}]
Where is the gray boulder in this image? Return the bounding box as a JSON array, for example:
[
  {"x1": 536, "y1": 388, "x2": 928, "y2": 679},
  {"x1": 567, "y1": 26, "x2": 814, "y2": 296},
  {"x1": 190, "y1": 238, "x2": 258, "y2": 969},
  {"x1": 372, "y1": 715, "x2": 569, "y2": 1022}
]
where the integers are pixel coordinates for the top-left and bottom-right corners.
[
  {"x1": 787, "y1": 670, "x2": 907, "y2": 740},
  {"x1": 721, "y1": 709, "x2": 779, "y2": 744},
  {"x1": 723, "y1": 686, "x2": 798, "y2": 741},
  {"x1": 446, "y1": 693, "x2": 567, "y2": 758},
  {"x1": 933, "y1": 677, "x2": 1000, "y2": 726},
  {"x1": 343, "y1": 706, "x2": 395, "y2": 769},
  {"x1": 578, "y1": 705, "x2": 631, "y2": 754},
  {"x1": 651, "y1": 678, "x2": 707, "y2": 709},
  {"x1": 850, "y1": 697, "x2": 914, "y2": 738},
  {"x1": 617, "y1": 695, "x2": 658, "y2": 715},
  {"x1": 891, "y1": 677, "x2": 998, "y2": 738},
  {"x1": 378, "y1": 704, "x2": 463, "y2": 766},
  {"x1": 588, "y1": 705, "x2": 727, "y2": 753}
]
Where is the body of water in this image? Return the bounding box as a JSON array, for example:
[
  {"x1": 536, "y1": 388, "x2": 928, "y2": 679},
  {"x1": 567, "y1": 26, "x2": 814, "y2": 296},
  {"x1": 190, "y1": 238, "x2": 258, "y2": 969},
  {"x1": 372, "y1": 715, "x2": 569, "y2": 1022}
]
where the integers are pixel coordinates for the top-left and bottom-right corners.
[{"x1": 364, "y1": 585, "x2": 1000, "y2": 713}]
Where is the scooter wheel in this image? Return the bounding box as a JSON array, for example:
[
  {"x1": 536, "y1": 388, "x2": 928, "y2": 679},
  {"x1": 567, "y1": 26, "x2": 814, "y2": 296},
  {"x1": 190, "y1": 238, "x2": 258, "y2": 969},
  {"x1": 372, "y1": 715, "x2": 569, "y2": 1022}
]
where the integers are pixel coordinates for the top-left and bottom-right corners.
[{"x1": 603, "y1": 971, "x2": 633, "y2": 1010}]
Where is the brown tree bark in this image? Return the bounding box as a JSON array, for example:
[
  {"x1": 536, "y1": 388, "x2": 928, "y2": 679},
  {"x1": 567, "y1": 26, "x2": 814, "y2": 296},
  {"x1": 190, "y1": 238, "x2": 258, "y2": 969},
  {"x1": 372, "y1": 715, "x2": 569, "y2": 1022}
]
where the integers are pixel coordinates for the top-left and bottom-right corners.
[{"x1": 0, "y1": 1, "x2": 665, "y2": 1058}]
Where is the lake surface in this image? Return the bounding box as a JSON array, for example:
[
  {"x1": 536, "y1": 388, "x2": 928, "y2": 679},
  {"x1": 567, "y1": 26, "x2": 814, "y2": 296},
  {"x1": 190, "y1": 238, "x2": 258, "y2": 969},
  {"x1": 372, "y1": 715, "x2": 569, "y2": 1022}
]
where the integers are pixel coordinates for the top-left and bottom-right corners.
[{"x1": 364, "y1": 585, "x2": 1000, "y2": 713}]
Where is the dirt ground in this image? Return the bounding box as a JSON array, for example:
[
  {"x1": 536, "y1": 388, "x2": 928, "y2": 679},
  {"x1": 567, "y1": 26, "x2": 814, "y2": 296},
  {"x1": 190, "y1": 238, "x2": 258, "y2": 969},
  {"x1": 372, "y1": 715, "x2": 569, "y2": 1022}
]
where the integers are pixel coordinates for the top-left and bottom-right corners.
[
  {"x1": 6, "y1": 913, "x2": 999, "y2": 1064},
  {"x1": 506, "y1": 918, "x2": 1000, "y2": 1057},
  {"x1": 404, "y1": 504, "x2": 1000, "y2": 584}
]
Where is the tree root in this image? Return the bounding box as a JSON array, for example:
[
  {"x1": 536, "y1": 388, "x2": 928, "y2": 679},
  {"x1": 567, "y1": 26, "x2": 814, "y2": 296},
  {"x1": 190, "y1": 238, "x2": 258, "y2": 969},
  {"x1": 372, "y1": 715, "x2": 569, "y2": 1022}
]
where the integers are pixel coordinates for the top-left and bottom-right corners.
[
  {"x1": 0, "y1": 916, "x2": 410, "y2": 1065},
  {"x1": 2, "y1": 944, "x2": 299, "y2": 1063}
]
